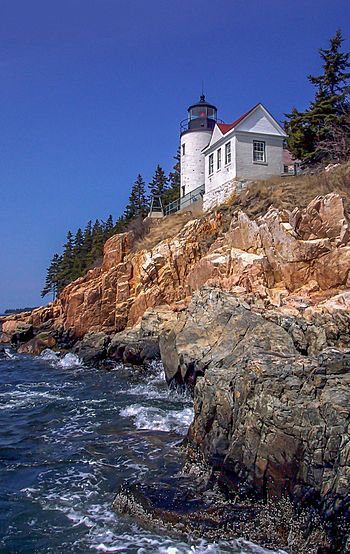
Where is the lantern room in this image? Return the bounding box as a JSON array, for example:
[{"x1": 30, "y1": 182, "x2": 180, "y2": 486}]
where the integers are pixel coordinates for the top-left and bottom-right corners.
[{"x1": 180, "y1": 95, "x2": 218, "y2": 134}]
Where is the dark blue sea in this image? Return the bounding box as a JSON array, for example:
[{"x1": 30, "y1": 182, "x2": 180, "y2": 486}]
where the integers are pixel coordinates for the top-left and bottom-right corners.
[{"x1": 0, "y1": 348, "x2": 284, "y2": 553}]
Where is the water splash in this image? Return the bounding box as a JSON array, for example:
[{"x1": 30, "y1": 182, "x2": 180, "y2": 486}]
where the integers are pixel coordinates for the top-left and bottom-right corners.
[
  {"x1": 119, "y1": 404, "x2": 193, "y2": 434},
  {"x1": 41, "y1": 348, "x2": 83, "y2": 369}
]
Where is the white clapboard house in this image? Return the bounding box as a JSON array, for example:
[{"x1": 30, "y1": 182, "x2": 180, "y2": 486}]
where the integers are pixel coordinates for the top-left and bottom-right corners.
[{"x1": 179, "y1": 96, "x2": 287, "y2": 211}]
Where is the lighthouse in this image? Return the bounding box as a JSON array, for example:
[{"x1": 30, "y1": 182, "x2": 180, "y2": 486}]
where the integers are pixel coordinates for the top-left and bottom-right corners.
[{"x1": 180, "y1": 95, "x2": 218, "y2": 207}]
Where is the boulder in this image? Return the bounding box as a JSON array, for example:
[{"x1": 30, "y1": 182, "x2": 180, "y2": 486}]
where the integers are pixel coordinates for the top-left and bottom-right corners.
[
  {"x1": 108, "y1": 306, "x2": 178, "y2": 365},
  {"x1": 10, "y1": 323, "x2": 34, "y2": 345},
  {"x1": 160, "y1": 287, "x2": 296, "y2": 385},
  {"x1": 290, "y1": 193, "x2": 350, "y2": 242},
  {"x1": 17, "y1": 332, "x2": 56, "y2": 355},
  {"x1": 73, "y1": 332, "x2": 110, "y2": 366}
]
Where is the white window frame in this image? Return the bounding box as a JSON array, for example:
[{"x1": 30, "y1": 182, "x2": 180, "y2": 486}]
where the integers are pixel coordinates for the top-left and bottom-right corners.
[
  {"x1": 209, "y1": 153, "x2": 214, "y2": 175},
  {"x1": 253, "y1": 140, "x2": 266, "y2": 163},
  {"x1": 217, "y1": 148, "x2": 221, "y2": 170},
  {"x1": 225, "y1": 141, "x2": 231, "y2": 165}
]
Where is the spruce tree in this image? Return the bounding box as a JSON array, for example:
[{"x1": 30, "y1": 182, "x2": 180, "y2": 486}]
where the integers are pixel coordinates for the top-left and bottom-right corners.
[
  {"x1": 41, "y1": 253, "x2": 62, "y2": 299},
  {"x1": 80, "y1": 221, "x2": 92, "y2": 269},
  {"x1": 113, "y1": 215, "x2": 127, "y2": 234},
  {"x1": 285, "y1": 29, "x2": 350, "y2": 164},
  {"x1": 58, "y1": 231, "x2": 75, "y2": 288},
  {"x1": 164, "y1": 148, "x2": 181, "y2": 205},
  {"x1": 85, "y1": 220, "x2": 105, "y2": 267},
  {"x1": 104, "y1": 214, "x2": 114, "y2": 239},
  {"x1": 70, "y1": 228, "x2": 84, "y2": 280},
  {"x1": 148, "y1": 165, "x2": 169, "y2": 201},
  {"x1": 124, "y1": 174, "x2": 148, "y2": 221}
]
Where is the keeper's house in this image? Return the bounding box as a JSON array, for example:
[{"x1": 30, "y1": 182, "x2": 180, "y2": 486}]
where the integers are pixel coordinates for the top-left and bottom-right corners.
[{"x1": 179, "y1": 96, "x2": 287, "y2": 210}]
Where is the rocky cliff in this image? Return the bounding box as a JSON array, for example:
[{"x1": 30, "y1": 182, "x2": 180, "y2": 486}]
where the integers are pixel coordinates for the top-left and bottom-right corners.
[
  {"x1": 2, "y1": 192, "x2": 350, "y2": 349},
  {"x1": 3, "y1": 191, "x2": 350, "y2": 551}
]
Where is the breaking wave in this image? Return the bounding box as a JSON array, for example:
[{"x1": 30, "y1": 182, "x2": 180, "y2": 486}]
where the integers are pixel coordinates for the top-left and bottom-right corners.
[
  {"x1": 41, "y1": 348, "x2": 83, "y2": 368},
  {"x1": 119, "y1": 404, "x2": 193, "y2": 434},
  {"x1": 0, "y1": 352, "x2": 284, "y2": 553}
]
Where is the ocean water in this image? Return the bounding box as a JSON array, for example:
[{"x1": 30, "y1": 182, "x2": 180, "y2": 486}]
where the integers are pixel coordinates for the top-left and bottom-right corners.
[{"x1": 0, "y1": 348, "x2": 285, "y2": 553}]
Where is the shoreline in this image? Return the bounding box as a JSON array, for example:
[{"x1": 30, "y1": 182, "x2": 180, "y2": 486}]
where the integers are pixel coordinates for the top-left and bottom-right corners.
[{"x1": 3, "y1": 192, "x2": 350, "y2": 552}]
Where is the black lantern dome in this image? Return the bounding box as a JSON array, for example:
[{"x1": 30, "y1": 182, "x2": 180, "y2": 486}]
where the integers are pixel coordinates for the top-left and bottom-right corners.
[{"x1": 180, "y1": 95, "x2": 218, "y2": 134}]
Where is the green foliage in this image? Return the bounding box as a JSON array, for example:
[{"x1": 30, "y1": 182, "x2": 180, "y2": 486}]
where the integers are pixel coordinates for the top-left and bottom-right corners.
[
  {"x1": 41, "y1": 216, "x2": 125, "y2": 298},
  {"x1": 124, "y1": 174, "x2": 149, "y2": 221},
  {"x1": 164, "y1": 147, "x2": 181, "y2": 205},
  {"x1": 42, "y1": 159, "x2": 181, "y2": 299},
  {"x1": 285, "y1": 29, "x2": 350, "y2": 164},
  {"x1": 41, "y1": 253, "x2": 63, "y2": 299},
  {"x1": 149, "y1": 164, "x2": 169, "y2": 200}
]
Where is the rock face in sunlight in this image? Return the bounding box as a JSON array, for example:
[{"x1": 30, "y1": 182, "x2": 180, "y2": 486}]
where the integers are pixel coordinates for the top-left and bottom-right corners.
[
  {"x1": 159, "y1": 287, "x2": 350, "y2": 552},
  {"x1": 2, "y1": 192, "x2": 350, "y2": 346},
  {"x1": 3, "y1": 191, "x2": 350, "y2": 550}
]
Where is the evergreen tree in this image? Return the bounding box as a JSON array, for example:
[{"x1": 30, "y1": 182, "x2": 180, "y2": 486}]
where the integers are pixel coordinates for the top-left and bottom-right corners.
[
  {"x1": 80, "y1": 221, "x2": 92, "y2": 268},
  {"x1": 112, "y1": 215, "x2": 127, "y2": 235},
  {"x1": 58, "y1": 231, "x2": 75, "y2": 289},
  {"x1": 164, "y1": 147, "x2": 181, "y2": 205},
  {"x1": 41, "y1": 253, "x2": 62, "y2": 299},
  {"x1": 86, "y1": 220, "x2": 105, "y2": 267},
  {"x1": 124, "y1": 174, "x2": 149, "y2": 221},
  {"x1": 308, "y1": 29, "x2": 350, "y2": 99},
  {"x1": 285, "y1": 30, "x2": 350, "y2": 164},
  {"x1": 70, "y1": 228, "x2": 84, "y2": 280},
  {"x1": 104, "y1": 214, "x2": 114, "y2": 239},
  {"x1": 148, "y1": 165, "x2": 169, "y2": 201}
]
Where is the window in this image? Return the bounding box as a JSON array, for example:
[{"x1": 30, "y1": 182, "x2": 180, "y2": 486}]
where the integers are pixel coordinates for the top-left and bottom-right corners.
[
  {"x1": 182, "y1": 185, "x2": 185, "y2": 197},
  {"x1": 225, "y1": 142, "x2": 231, "y2": 165},
  {"x1": 217, "y1": 148, "x2": 221, "y2": 170},
  {"x1": 182, "y1": 144, "x2": 185, "y2": 155},
  {"x1": 253, "y1": 141, "x2": 266, "y2": 163},
  {"x1": 283, "y1": 165, "x2": 289, "y2": 174},
  {"x1": 209, "y1": 154, "x2": 214, "y2": 175}
]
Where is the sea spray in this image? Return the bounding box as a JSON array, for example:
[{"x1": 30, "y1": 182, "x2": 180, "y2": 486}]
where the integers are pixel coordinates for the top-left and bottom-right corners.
[{"x1": 0, "y1": 351, "x2": 283, "y2": 553}]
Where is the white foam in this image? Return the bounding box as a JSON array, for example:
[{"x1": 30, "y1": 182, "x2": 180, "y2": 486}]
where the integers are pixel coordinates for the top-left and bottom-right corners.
[
  {"x1": 92, "y1": 536, "x2": 285, "y2": 553},
  {"x1": 40, "y1": 348, "x2": 60, "y2": 361},
  {"x1": 40, "y1": 349, "x2": 83, "y2": 369},
  {"x1": 119, "y1": 404, "x2": 193, "y2": 434},
  {"x1": 0, "y1": 388, "x2": 72, "y2": 410},
  {"x1": 3, "y1": 349, "x2": 16, "y2": 359},
  {"x1": 57, "y1": 352, "x2": 83, "y2": 369}
]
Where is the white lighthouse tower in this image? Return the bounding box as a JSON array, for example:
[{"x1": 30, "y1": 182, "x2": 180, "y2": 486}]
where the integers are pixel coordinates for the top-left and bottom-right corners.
[{"x1": 180, "y1": 95, "x2": 218, "y2": 208}]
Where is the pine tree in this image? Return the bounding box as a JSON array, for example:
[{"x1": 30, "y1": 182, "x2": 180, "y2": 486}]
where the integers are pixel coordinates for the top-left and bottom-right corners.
[
  {"x1": 58, "y1": 231, "x2": 75, "y2": 289},
  {"x1": 112, "y1": 215, "x2": 127, "y2": 234},
  {"x1": 148, "y1": 165, "x2": 169, "y2": 201},
  {"x1": 41, "y1": 253, "x2": 63, "y2": 299},
  {"x1": 308, "y1": 29, "x2": 350, "y2": 99},
  {"x1": 124, "y1": 174, "x2": 149, "y2": 221},
  {"x1": 80, "y1": 221, "x2": 92, "y2": 269},
  {"x1": 104, "y1": 214, "x2": 114, "y2": 240},
  {"x1": 70, "y1": 228, "x2": 84, "y2": 280},
  {"x1": 285, "y1": 29, "x2": 350, "y2": 164},
  {"x1": 164, "y1": 148, "x2": 181, "y2": 205},
  {"x1": 86, "y1": 220, "x2": 105, "y2": 267}
]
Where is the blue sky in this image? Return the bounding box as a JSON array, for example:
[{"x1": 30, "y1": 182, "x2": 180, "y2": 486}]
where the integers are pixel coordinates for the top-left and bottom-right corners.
[{"x1": 0, "y1": 0, "x2": 349, "y2": 312}]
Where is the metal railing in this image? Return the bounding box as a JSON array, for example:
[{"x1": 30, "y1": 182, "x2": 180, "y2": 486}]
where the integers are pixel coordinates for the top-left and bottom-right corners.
[
  {"x1": 180, "y1": 118, "x2": 224, "y2": 134},
  {"x1": 164, "y1": 184, "x2": 205, "y2": 216},
  {"x1": 164, "y1": 197, "x2": 180, "y2": 216}
]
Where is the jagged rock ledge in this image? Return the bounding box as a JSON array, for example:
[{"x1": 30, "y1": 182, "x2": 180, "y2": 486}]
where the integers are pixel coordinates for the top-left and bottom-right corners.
[{"x1": 2, "y1": 193, "x2": 350, "y2": 551}]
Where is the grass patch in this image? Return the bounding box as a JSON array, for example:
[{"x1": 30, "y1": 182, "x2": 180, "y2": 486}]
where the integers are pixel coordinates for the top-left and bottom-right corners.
[
  {"x1": 134, "y1": 210, "x2": 195, "y2": 251},
  {"x1": 132, "y1": 161, "x2": 350, "y2": 253},
  {"x1": 219, "y1": 161, "x2": 350, "y2": 219}
]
